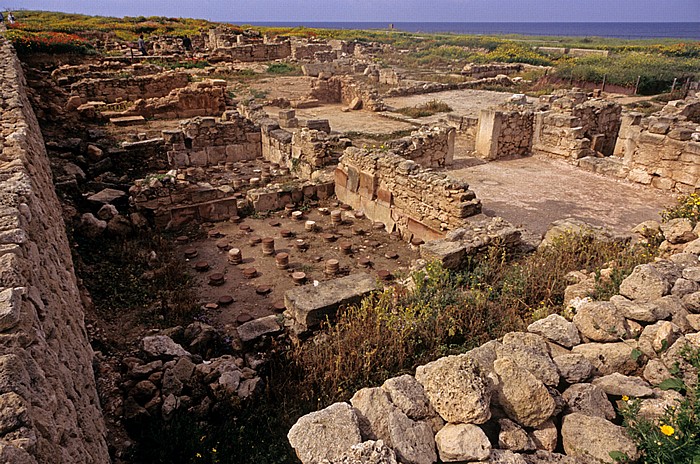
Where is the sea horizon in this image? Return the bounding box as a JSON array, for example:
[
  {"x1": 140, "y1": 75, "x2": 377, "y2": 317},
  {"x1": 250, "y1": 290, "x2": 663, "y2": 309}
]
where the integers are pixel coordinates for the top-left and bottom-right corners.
[{"x1": 239, "y1": 22, "x2": 700, "y2": 40}]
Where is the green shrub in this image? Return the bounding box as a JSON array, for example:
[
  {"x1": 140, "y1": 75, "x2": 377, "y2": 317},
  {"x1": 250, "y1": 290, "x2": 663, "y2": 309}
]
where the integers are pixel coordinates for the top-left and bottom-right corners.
[
  {"x1": 266, "y1": 62, "x2": 298, "y2": 74},
  {"x1": 554, "y1": 52, "x2": 700, "y2": 95},
  {"x1": 661, "y1": 193, "x2": 700, "y2": 226}
]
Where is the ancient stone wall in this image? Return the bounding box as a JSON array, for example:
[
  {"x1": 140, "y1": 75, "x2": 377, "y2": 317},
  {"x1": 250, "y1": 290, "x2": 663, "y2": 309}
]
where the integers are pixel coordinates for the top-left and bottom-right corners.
[
  {"x1": 163, "y1": 112, "x2": 261, "y2": 168},
  {"x1": 612, "y1": 108, "x2": 700, "y2": 193},
  {"x1": 289, "y1": 230, "x2": 700, "y2": 464},
  {"x1": 130, "y1": 176, "x2": 238, "y2": 229},
  {"x1": 261, "y1": 122, "x2": 337, "y2": 180},
  {"x1": 301, "y1": 60, "x2": 366, "y2": 78},
  {"x1": 0, "y1": 37, "x2": 109, "y2": 463},
  {"x1": 335, "y1": 148, "x2": 481, "y2": 241},
  {"x1": 385, "y1": 75, "x2": 514, "y2": 98},
  {"x1": 70, "y1": 71, "x2": 190, "y2": 103},
  {"x1": 475, "y1": 108, "x2": 534, "y2": 160},
  {"x1": 291, "y1": 41, "x2": 334, "y2": 61},
  {"x1": 461, "y1": 62, "x2": 523, "y2": 78},
  {"x1": 532, "y1": 92, "x2": 621, "y2": 160},
  {"x1": 208, "y1": 43, "x2": 292, "y2": 62},
  {"x1": 310, "y1": 76, "x2": 385, "y2": 111},
  {"x1": 387, "y1": 124, "x2": 455, "y2": 167},
  {"x1": 120, "y1": 79, "x2": 227, "y2": 120}
]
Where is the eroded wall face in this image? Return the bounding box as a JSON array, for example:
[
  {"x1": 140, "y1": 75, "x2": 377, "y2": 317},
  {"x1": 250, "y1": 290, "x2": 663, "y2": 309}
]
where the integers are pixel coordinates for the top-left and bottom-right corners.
[
  {"x1": 335, "y1": 148, "x2": 481, "y2": 241},
  {"x1": 615, "y1": 112, "x2": 700, "y2": 193},
  {"x1": 0, "y1": 38, "x2": 109, "y2": 463},
  {"x1": 70, "y1": 71, "x2": 190, "y2": 104},
  {"x1": 163, "y1": 112, "x2": 262, "y2": 168}
]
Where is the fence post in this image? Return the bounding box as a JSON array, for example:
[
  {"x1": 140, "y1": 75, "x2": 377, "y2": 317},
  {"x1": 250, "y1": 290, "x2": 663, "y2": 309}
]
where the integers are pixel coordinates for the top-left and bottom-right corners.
[
  {"x1": 634, "y1": 75, "x2": 641, "y2": 95},
  {"x1": 671, "y1": 77, "x2": 677, "y2": 93},
  {"x1": 601, "y1": 74, "x2": 606, "y2": 92}
]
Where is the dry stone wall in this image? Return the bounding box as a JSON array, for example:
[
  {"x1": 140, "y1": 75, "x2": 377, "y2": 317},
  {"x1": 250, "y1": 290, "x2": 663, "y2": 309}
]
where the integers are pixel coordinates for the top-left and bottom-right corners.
[
  {"x1": 289, "y1": 229, "x2": 700, "y2": 464},
  {"x1": 163, "y1": 111, "x2": 262, "y2": 168},
  {"x1": 387, "y1": 124, "x2": 455, "y2": 167},
  {"x1": 532, "y1": 92, "x2": 621, "y2": 160},
  {"x1": 475, "y1": 108, "x2": 534, "y2": 160},
  {"x1": 612, "y1": 101, "x2": 700, "y2": 193},
  {"x1": 310, "y1": 76, "x2": 386, "y2": 111},
  {"x1": 119, "y1": 79, "x2": 227, "y2": 120},
  {"x1": 70, "y1": 71, "x2": 190, "y2": 104},
  {"x1": 0, "y1": 36, "x2": 109, "y2": 463},
  {"x1": 335, "y1": 148, "x2": 481, "y2": 241}
]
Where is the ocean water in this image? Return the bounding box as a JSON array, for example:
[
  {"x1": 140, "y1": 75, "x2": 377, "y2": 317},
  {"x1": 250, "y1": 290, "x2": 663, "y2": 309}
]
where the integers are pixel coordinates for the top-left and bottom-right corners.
[{"x1": 244, "y1": 22, "x2": 700, "y2": 40}]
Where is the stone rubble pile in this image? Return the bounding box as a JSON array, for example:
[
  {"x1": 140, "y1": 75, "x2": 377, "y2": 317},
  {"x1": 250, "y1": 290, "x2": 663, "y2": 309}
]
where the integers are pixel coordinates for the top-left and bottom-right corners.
[
  {"x1": 289, "y1": 224, "x2": 700, "y2": 464},
  {"x1": 118, "y1": 326, "x2": 266, "y2": 428}
]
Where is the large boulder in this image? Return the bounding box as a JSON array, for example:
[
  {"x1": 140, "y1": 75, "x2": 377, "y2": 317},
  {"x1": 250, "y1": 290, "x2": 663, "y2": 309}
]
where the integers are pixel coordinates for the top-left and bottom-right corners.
[
  {"x1": 434, "y1": 423, "x2": 491, "y2": 462},
  {"x1": 527, "y1": 314, "x2": 580, "y2": 348},
  {"x1": 561, "y1": 413, "x2": 639, "y2": 463},
  {"x1": 573, "y1": 301, "x2": 631, "y2": 342},
  {"x1": 592, "y1": 373, "x2": 653, "y2": 398},
  {"x1": 661, "y1": 218, "x2": 697, "y2": 244},
  {"x1": 288, "y1": 403, "x2": 363, "y2": 464},
  {"x1": 320, "y1": 440, "x2": 398, "y2": 464},
  {"x1": 493, "y1": 357, "x2": 555, "y2": 427},
  {"x1": 619, "y1": 264, "x2": 671, "y2": 302},
  {"x1": 382, "y1": 375, "x2": 437, "y2": 422},
  {"x1": 387, "y1": 411, "x2": 437, "y2": 464},
  {"x1": 609, "y1": 295, "x2": 669, "y2": 323},
  {"x1": 415, "y1": 355, "x2": 491, "y2": 424},
  {"x1": 572, "y1": 342, "x2": 639, "y2": 376},
  {"x1": 553, "y1": 354, "x2": 593, "y2": 384},
  {"x1": 562, "y1": 384, "x2": 615, "y2": 420},
  {"x1": 350, "y1": 388, "x2": 397, "y2": 444}
]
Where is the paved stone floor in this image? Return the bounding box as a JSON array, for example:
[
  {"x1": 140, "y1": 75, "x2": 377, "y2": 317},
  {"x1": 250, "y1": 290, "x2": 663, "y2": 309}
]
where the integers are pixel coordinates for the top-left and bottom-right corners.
[{"x1": 446, "y1": 152, "x2": 675, "y2": 237}]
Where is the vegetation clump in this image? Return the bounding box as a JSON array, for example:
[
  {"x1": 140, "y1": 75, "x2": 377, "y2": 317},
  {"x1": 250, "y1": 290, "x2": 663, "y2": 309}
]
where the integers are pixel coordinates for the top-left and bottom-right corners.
[
  {"x1": 395, "y1": 99, "x2": 453, "y2": 118},
  {"x1": 616, "y1": 347, "x2": 700, "y2": 464},
  {"x1": 662, "y1": 193, "x2": 700, "y2": 226}
]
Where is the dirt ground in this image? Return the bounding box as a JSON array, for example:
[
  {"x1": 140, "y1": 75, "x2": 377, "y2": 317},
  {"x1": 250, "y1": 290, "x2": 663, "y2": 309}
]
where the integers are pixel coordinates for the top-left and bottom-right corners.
[{"x1": 446, "y1": 144, "x2": 675, "y2": 236}]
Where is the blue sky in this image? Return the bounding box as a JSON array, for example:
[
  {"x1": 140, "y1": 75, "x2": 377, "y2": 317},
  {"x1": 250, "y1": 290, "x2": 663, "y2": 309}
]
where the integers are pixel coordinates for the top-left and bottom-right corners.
[{"x1": 6, "y1": 0, "x2": 700, "y2": 22}]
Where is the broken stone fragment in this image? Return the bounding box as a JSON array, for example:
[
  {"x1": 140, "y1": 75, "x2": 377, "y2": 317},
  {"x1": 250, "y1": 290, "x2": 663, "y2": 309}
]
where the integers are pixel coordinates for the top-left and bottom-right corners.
[
  {"x1": 141, "y1": 335, "x2": 191, "y2": 360},
  {"x1": 561, "y1": 413, "x2": 639, "y2": 463},
  {"x1": 288, "y1": 402, "x2": 362, "y2": 464},
  {"x1": 435, "y1": 423, "x2": 491, "y2": 462},
  {"x1": 415, "y1": 354, "x2": 491, "y2": 424}
]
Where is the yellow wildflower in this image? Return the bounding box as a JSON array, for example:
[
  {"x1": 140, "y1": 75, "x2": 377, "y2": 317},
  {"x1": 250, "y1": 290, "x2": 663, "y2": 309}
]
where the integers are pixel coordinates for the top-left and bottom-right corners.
[
  {"x1": 660, "y1": 424, "x2": 675, "y2": 436},
  {"x1": 622, "y1": 395, "x2": 629, "y2": 401}
]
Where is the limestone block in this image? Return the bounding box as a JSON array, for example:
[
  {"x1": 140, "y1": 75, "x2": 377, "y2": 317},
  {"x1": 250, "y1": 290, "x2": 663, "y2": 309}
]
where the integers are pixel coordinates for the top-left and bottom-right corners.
[
  {"x1": 0, "y1": 288, "x2": 22, "y2": 332},
  {"x1": 288, "y1": 403, "x2": 362, "y2": 464},
  {"x1": 573, "y1": 300, "x2": 631, "y2": 342},
  {"x1": 435, "y1": 423, "x2": 491, "y2": 462},
  {"x1": 236, "y1": 315, "x2": 282, "y2": 343},
  {"x1": 493, "y1": 357, "x2": 555, "y2": 427},
  {"x1": 572, "y1": 342, "x2": 639, "y2": 376},
  {"x1": 619, "y1": 264, "x2": 672, "y2": 302},
  {"x1": 415, "y1": 355, "x2": 491, "y2": 424},
  {"x1": 284, "y1": 274, "x2": 377, "y2": 331},
  {"x1": 561, "y1": 413, "x2": 639, "y2": 463},
  {"x1": 592, "y1": 373, "x2": 653, "y2": 398},
  {"x1": 527, "y1": 314, "x2": 580, "y2": 348},
  {"x1": 562, "y1": 383, "x2": 615, "y2": 420}
]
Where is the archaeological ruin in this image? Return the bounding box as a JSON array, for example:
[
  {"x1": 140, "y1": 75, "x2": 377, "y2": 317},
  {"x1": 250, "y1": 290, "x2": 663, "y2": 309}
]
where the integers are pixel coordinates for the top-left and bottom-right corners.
[{"x1": 1, "y1": 12, "x2": 700, "y2": 464}]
